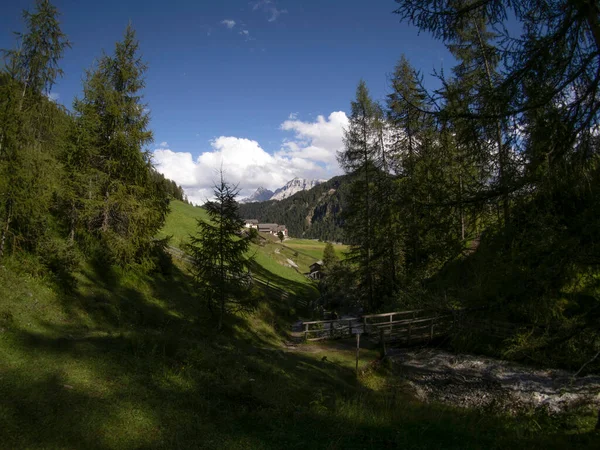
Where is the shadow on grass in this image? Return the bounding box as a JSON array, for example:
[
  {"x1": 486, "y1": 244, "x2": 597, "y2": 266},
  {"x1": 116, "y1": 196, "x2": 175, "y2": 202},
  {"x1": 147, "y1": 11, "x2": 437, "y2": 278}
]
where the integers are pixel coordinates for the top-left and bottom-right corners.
[
  {"x1": 247, "y1": 259, "x2": 319, "y2": 313},
  {"x1": 1, "y1": 254, "x2": 598, "y2": 449},
  {"x1": 3, "y1": 323, "x2": 599, "y2": 450}
]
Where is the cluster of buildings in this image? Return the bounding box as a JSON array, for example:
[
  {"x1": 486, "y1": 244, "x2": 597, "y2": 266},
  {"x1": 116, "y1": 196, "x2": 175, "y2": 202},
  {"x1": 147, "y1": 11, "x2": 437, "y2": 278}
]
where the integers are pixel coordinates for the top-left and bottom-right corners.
[
  {"x1": 244, "y1": 219, "x2": 288, "y2": 237},
  {"x1": 245, "y1": 219, "x2": 326, "y2": 280}
]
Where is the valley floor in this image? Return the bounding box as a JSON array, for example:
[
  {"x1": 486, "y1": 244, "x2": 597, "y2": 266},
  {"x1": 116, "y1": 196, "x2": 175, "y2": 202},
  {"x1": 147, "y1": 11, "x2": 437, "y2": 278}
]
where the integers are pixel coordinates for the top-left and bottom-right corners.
[{"x1": 1, "y1": 257, "x2": 599, "y2": 449}]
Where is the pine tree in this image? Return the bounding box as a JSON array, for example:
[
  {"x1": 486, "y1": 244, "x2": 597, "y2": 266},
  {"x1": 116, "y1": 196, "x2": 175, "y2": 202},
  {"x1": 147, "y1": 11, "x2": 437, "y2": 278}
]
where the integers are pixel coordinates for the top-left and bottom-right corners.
[
  {"x1": 0, "y1": 0, "x2": 70, "y2": 258},
  {"x1": 338, "y1": 80, "x2": 380, "y2": 311},
  {"x1": 322, "y1": 242, "x2": 339, "y2": 275},
  {"x1": 187, "y1": 173, "x2": 252, "y2": 329},
  {"x1": 72, "y1": 24, "x2": 168, "y2": 263},
  {"x1": 386, "y1": 56, "x2": 428, "y2": 275}
]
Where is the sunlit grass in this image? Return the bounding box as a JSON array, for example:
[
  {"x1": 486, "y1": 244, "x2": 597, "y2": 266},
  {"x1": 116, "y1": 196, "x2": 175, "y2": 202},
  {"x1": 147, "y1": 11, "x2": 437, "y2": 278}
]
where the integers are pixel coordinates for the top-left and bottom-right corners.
[
  {"x1": 157, "y1": 200, "x2": 210, "y2": 248},
  {"x1": 1, "y1": 255, "x2": 598, "y2": 449},
  {"x1": 284, "y1": 238, "x2": 348, "y2": 260}
]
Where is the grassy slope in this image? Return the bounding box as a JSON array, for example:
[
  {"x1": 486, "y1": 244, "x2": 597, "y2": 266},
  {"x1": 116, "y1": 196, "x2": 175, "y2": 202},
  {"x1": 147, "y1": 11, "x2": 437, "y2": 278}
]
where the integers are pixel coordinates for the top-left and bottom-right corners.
[
  {"x1": 159, "y1": 200, "x2": 319, "y2": 297},
  {"x1": 157, "y1": 200, "x2": 210, "y2": 248},
  {"x1": 0, "y1": 201, "x2": 597, "y2": 448},
  {"x1": 1, "y1": 259, "x2": 597, "y2": 449},
  {"x1": 284, "y1": 238, "x2": 348, "y2": 261}
]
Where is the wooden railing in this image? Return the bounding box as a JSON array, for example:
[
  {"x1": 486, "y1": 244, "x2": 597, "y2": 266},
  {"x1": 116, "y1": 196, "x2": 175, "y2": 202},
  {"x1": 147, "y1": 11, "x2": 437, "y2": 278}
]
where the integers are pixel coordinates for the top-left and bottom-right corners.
[
  {"x1": 302, "y1": 309, "x2": 455, "y2": 343},
  {"x1": 362, "y1": 310, "x2": 454, "y2": 344},
  {"x1": 302, "y1": 318, "x2": 361, "y2": 341}
]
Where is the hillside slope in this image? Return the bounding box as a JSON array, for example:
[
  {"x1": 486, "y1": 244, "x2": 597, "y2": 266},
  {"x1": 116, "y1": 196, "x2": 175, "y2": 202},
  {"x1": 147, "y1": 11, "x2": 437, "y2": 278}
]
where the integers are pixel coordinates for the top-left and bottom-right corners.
[
  {"x1": 238, "y1": 175, "x2": 352, "y2": 242},
  {"x1": 158, "y1": 200, "x2": 320, "y2": 298},
  {"x1": 1, "y1": 202, "x2": 598, "y2": 448}
]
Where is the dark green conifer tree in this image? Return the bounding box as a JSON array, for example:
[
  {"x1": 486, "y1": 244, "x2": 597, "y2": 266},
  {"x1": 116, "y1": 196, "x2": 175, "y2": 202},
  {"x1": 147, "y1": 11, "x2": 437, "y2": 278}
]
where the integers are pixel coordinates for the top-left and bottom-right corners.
[
  {"x1": 187, "y1": 173, "x2": 252, "y2": 329},
  {"x1": 0, "y1": 0, "x2": 70, "y2": 258},
  {"x1": 338, "y1": 81, "x2": 380, "y2": 311},
  {"x1": 73, "y1": 24, "x2": 168, "y2": 263}
]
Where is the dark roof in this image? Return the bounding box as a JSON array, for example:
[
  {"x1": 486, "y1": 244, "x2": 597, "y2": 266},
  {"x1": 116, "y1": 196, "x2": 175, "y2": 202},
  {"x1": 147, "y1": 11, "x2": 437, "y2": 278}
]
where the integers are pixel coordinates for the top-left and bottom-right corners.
[
  {"x1": 310, "y1": 260, "x2": 323, "y2": 271},
  {"x1": 244, "y1": 219, "x2": 258, "y2": 224}
]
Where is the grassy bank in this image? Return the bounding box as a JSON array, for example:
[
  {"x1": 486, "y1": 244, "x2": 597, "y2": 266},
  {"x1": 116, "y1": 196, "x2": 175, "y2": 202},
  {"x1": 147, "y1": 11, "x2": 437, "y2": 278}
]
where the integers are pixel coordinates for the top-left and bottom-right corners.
[
  {"x1": 284, "y1": 238, "x2": 348, "y2": 260},
  {"x1": 159, "y1": 200, "x2": 319, "y2": 298},
  {"x1": 1, "y1": 200, "x2": 598, "y2": 448},
  {"x1": 1, "y1": 256, "x2": 598, "y2": 449}
]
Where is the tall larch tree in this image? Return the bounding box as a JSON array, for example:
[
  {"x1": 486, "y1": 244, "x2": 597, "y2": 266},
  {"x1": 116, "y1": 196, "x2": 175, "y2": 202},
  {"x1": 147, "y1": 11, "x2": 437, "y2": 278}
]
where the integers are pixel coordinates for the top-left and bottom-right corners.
[
  {"x1": 338, "y1": 80, "x2": 380, "y2": 312},
  {"x1": 0, "y1": 0, "x2": 70, "y2": 258},
  {"x1": 73, "y1": 24, "x2": 168, "y2": 263}
]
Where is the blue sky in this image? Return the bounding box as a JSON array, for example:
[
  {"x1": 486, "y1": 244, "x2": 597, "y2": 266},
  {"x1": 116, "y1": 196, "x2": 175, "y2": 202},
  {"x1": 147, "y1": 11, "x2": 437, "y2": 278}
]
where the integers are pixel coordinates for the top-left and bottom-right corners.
[{"x1": 0, "y1": 0, "x2": 453, "y2": 202}]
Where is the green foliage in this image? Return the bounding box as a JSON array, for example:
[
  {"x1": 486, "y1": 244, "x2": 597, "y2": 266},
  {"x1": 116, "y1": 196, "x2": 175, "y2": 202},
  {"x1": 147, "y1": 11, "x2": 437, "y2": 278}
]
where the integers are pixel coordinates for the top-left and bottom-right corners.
[
  {"x1": 379, "y1": 0, "x2": 600, "y2": 367},
  {"x1": 69, "y1": 24, "x2": 168, "y2": 265},
  {"x1": 322, "y1": 242, "x2": 338, "y2": 273},
  {"x1": 187, "y1": 174, "x2": 253, "y2": 329},
  {"x1": 0, "y1": 0, "x2": 70, "y2": 260}
]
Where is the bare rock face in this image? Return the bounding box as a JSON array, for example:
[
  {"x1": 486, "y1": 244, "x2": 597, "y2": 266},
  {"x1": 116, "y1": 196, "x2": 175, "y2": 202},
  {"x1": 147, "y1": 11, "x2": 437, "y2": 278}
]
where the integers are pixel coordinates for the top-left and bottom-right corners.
[
  {"x1": 270, "y1": 178, "x2": 326, "y2": 201},
  {"x1": 240, "y1": 187, "x2": 274, "y2": 203}
]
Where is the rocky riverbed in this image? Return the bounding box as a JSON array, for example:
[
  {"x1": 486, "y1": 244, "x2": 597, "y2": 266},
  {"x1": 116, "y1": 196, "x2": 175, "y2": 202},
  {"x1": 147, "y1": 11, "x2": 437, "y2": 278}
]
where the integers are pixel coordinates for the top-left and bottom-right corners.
[{"x1": 388, "y1": 348, "x2": 600, "y2": 415}]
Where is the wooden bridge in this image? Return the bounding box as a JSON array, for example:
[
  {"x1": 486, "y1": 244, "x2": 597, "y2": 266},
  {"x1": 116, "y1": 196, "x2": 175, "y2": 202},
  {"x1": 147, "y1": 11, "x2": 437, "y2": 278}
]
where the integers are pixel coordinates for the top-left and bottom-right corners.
[{"x1": 302, "y1": 309, "x2": 456, "y2": 346}]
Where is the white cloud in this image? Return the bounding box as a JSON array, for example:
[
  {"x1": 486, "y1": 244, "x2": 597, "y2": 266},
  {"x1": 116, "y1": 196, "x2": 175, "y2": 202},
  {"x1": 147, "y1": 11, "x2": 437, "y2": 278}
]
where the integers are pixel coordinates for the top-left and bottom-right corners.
[
  {"x1": 46, "y1": 92, "x2": 60, "y2": 102},
  {"x1": 251, "y1": 0, "x2": 287, "y2": 22},
  {"x1": 152, "y1": 111, "x2": 348, "y2": 204},
  {"x1": 239, "y1": 29, "x2": 253, "y2": 41},
  {"x1": 221, "y1": 19, "x2": 236, "y2": 29},
  {"x1": 159, "y1": 141, "x2": 168, "y2": 147},
  {"x1": 279, "y1": 111, "x2": 349, "y2": 173}
]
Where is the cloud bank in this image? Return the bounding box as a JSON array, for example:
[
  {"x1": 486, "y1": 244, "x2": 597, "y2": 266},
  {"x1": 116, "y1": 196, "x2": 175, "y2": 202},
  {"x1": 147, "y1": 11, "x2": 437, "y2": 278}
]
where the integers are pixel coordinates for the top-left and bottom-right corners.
[{"x1": 152, "y1": 112, "x2": 348, "y2": 204}]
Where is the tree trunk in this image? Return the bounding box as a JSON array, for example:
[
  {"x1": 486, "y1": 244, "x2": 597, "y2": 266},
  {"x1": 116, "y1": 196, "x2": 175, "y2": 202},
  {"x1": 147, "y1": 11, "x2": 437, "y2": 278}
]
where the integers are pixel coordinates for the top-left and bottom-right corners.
[
  {"x1": 102, "y1": 189, "x2": 110, "y2": 232},
  {"x1": 475, "y1": 23, "x2": 509, "y2": 224},
  {"x1": 459, "y1": 174, "x2": 465, "y2": 241},
  {"x1": 582, "y1": 0, "x2": 600, "y2": 54},
  {"x1": 218, "y1": 194, "x2": 225, "y2": 331},
  {"x1": 0, "y1": 202, "x2": 12, "y2": 259},
  {"x1": 363, "y1": 119, "x2": 373, "y2": 312},
  {"x1": 69, "y1": 202, "x2": 76, "y2": 243}
]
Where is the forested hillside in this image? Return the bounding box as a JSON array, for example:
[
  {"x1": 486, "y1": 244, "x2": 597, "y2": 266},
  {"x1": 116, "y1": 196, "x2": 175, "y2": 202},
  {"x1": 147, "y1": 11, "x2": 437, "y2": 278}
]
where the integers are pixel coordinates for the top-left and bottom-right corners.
[
  {"x1": 238, "y1": 174, "x2": 352, "y2": 242},
  {"x1": 318, "y1": 0, "x2": 600, "y2": 373}
]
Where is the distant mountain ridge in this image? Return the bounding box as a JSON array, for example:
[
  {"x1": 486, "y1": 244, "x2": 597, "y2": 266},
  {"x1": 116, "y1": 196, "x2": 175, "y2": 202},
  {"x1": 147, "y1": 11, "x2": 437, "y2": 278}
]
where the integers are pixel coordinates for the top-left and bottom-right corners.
[
  {"x1": 240, "y1": 187, "x2": 274, "y2": 204},
  {"x1": 270, "y1": 178, "x2": 327, "y2": 201},
  {"x1": 241, "y1": 178, "x2": 326, "y2": 203},
  {"x1": 238, "y1": 175, "x2": 352, "y2": 242}
]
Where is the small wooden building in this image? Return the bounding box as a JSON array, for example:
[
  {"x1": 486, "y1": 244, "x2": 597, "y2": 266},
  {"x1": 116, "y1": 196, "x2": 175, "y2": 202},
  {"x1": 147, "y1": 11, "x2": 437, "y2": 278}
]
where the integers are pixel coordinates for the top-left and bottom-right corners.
[{"x1": 308, "y1": 260, "x2": 324, "y2": 280}]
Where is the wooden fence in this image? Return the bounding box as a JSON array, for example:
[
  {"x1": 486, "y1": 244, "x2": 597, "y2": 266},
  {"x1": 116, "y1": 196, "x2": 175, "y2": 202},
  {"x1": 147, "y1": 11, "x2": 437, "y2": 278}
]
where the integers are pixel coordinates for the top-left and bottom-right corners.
[
  {"x1": 166, "y1": 245, "x2": 290, "y2": 299},
  {"x1": 302, "y1": 309, "x2": 455, "y2": 343},
  {"x1": 302, "y1": 318, "x2": 362, "y2": 341}
]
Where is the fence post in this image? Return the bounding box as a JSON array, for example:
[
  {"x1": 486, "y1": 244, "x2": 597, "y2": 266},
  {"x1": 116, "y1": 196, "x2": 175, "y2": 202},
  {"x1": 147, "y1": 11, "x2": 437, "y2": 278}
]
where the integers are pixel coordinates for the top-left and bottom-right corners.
[
  {"x1": 363, "y1": 316, "x2": 367, "y2": 335},
  {"x1": 304, "y1": 323, "x2": 309, "y2": 341},
  {"x1": 408, "y1": 322, "x2": 412, "y2": 345},
  {"x1": 379, "y1": 328, "x2": 386, "y2": 358},
  {"x1": 355, "y1": 333, "x2": 361, "y2": 377},
  {"x1": 389, "y1": 314, "x2": 393, "y2": 333},
  {"x1": 430, "y1": 317, "x2": 434, "y2": 341},
  {"x1": 348, "y1": 319, "x2": 352, "y2": 337},
  {"x1": 330, "y1": 321, "x2": 334, "y2": 339}
]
